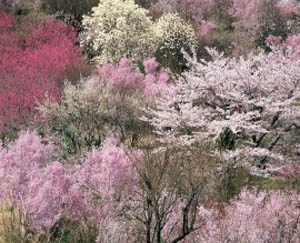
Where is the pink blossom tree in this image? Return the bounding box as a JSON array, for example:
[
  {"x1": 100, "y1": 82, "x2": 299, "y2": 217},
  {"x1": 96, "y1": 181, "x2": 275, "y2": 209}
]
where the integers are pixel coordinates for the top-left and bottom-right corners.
[
  {"x1": 74, "y1": 135, "x2": 144, "y2": 241},
  {"x1": 142, "y1": 47, "x2": 300, "y2": 172},
  {"x1": 0, "y1": 131, "x2": 86, "y2": 232},
  {"x1": 185, "y1": 189, "x2": 300, "y2": 243}
]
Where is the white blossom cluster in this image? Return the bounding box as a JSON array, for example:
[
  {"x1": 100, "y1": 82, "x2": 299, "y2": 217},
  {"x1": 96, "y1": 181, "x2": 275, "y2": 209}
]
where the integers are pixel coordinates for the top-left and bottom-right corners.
[
  {"x1": 152, "y1": 12, "x2": 198, "y2": 58},
  {"x1": 80, "y1": 0, "x2": 197, "y2": 64},
  {"x1": 142, "y1": 47, "x2": 300, "y2": 166},
  {"x1": 80, "y1": 0, "x2": 156, "y2": 64}
]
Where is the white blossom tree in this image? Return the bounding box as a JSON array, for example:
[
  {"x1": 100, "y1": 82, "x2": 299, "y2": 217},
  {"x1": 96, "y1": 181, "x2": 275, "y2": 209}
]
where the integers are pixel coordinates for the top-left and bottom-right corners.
[
  {"x1": 80, "y1": 0, "x2": 156, "y2": 64},
  {"x1": 80, "y1": 0, "x2": 198, "y2": 67},
  {"x1": 142, "y1": 47, "x2": 300, "y2": 171}
]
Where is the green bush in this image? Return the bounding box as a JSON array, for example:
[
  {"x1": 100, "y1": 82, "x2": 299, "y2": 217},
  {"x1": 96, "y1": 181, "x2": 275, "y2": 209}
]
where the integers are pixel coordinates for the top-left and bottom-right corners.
[{"x1": 40, "y1": 0, "x2": 99, "y2": 21}]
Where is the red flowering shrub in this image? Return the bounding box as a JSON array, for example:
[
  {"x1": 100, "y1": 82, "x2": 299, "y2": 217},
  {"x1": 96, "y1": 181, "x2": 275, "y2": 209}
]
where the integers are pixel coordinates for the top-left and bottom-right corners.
[{"x1": 0, "y1": 13, "x2": 86, "y2": 139}]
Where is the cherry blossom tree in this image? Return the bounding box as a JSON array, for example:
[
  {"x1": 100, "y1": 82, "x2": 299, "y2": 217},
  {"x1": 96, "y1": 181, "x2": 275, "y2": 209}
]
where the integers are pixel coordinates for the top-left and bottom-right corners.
[{"x1": 142, "y1": 47, "x2": 300, "y2": 171}]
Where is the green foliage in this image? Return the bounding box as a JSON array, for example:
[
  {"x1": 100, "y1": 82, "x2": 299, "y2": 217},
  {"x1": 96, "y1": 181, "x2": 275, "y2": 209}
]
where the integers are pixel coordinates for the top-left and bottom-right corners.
[
  {"x1": 39, "y1": 78, "x2": 110, "y2": 157},
  {"x1": 215, "y1": 165, "x2": 251, "y2": 203},
  {"x1": 249, "y1": 176, "x2": 300, "y2": 192},
  {"x1": 39, "y1": 76, "x2": 150, "y2": 158},
  {"x1": 40, "y1": 0, "x2": 99, "y2": 21},
  {"x1": 49, "y1": 220, "x2": 97, "y2": 243}
]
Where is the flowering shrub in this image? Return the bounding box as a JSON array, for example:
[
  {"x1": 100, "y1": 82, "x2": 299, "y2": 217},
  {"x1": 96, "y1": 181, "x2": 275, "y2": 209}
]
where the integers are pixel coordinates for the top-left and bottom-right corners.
[
  {"x1": 153, "y1": 12, "x2": 198, "y2": 72},
  {"x1": 0, "y1": 15, "x2": 86, "y2": 139},
  {"x1": 65, "y1": 135, "x2": 144, "y2": 243},
  {"x1": 0, "y1": 131, "x2": 54, "y2": 202},
  {"x1": 80, "y1": 0, "x2": 156, "y2": 64},
  {"x1": 142, "y1": 47, "x2": 300, "y2": 171},
  {"x1": 39, "y1": 58, "x2": 170, "y2": 156},
  {"x1": 99, "y1": 57, "x2": 170, "y2": 96},
  {"x1": 99, "y1": 58, "x2": 144, "y2": 90},
  {"x1": 75, "y1": 136, "x2": 141, "y2": 218},
  {"x1": 0, "y1": 131, "x2": 86, "y2": 232},
  {"x1": 0, "y1": 131, "x2": 142, "y2": 240},
  {"x1": 23, "y1": 162, "x2": 85, "y2": 231}
]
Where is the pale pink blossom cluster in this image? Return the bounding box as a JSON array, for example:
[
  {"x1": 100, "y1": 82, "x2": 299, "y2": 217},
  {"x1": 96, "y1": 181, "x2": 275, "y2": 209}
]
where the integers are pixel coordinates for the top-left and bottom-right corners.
[
  {"x1": 142, "y1": 47, "x2": 300, "y2": 168},
  {"x1": 198, "y1": 20, "x2": 217, "y2": 39},
  {"x1": 185, "y1": 190, "x2": 300, "y2": 243},
  {"x1": 73, "y1": 134, "x2": 143, "y2": 238},
  {"x1": 75, "y1": 135, "x2": 141, "y2": 204},
  {"x1": 0, "y1": 131, "x2": 142, "y2": 233},
  {"x1": 0, "y1": 131, "x2": 85, "y2": 231},
  {"x1": 267, "y1": 33, "x2": 300, "y2": 60},
  {"x1": 277, "y1": 0, "x2": 297, "y2": 15},
  {"x1": 230, "y1": 0, "x2": 259, "y2": 29}
]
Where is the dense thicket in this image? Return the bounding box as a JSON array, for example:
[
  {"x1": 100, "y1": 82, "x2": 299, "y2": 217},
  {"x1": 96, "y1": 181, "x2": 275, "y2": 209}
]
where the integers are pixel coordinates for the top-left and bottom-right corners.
[{"x1": 0, "y1": 0, "x2": 299, "y2": 242}]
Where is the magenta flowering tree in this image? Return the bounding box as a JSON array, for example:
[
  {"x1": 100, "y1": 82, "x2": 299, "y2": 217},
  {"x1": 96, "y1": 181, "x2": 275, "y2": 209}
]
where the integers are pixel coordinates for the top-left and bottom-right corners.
[
  {"x1": 0, "y1": 15, "x2": 87, "y2": 139},
  {"x1": 142, "y1": 47, "x2": 300, "y2": 172}
]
